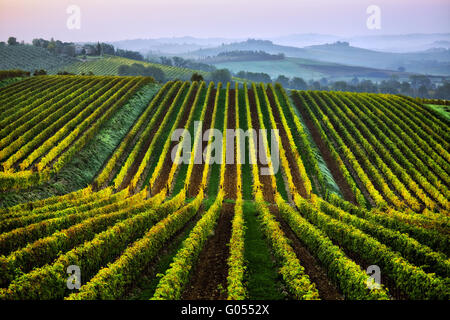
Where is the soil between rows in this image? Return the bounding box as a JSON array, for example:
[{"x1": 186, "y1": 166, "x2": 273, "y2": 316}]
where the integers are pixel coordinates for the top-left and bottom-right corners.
[
  {"x1": 266, "y1": 88, "x2": 307, "y2": 198},
  {"x1": 118, "y1": 83, "x2": 181, "y2": 192},
  {"x1": 182, "y1": 202, "x2": 234, "y2": 300},
  {"x1": 248, "y1": 89, "x2": 275, "y2": 203},
  {"x1": 187, "y1": 89, "x2": 216, "y2": 198},
  {"x1": 224, "y1": 89, "x2": 237, "y2": 200},
  {"x1": 268, "y1": 204, "x2": 343, "y2": 300},
  {"x1": 152, "y1": 86, "x2": 199, "y2": 196}
]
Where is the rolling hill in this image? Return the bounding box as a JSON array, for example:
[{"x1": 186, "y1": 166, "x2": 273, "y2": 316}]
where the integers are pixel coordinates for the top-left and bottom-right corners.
[
  {"x1": 212, "y1": 57, "x2": 410, "y2": 81},
  {"x1": 185, "y1": 39, "x2": 450, "y2": 76},
  {"x1": 0, "y1": 77, "x2": 448, "y2": 301},
  {"x1": 0, "y1": 44, "x2": 75, "y2": 72},
  {"x1": 51, "y1": 55, "x2": 209, "y2": 80}
]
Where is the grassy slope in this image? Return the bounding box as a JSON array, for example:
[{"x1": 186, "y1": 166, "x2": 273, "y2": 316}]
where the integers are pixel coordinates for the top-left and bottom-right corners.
[
  {"x1": 214, "y1": 58, "x2": 324, "y2": 80},
  {"x1": 0, "y1": 77, "x2": 26, "y2": 89},
  {"x1": 283, "y1": 91, "x2": 342, "y2": 198},
  {"x1": 214, "y1": 57, "x2": 411, "y2": 82},
  {"x1": 426, "y1": 104, "x2": 450, "y2": 121},
  {"x1": 243, "y1": 200, "x2": 286, "y2": 300},
  {"x1": 0, "y1": 82, "x2": 161, "y2": 207}
]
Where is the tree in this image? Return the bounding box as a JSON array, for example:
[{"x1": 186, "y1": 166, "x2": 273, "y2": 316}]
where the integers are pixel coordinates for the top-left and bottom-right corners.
[
  {"x1": 357, "y1": 80, "x2": 377, "y2": 93},
  {"x1": 333, "y1": 81, "x2": 348, "y2": 91},
  {"x1": 117, "y1": 63, "x2": 165, "y2": 82},
  {"x1": 236, "y1": 71, "x2": 271, "y2": 83},
  {"x1": 115, "y1": 49, "x2": 144, "y2": 61},
  {"x1": 409, "y1": 75, "x2": 431, "y2": 90},
  {"x1": 101, "y1": 43, "x2": 115, "y2": 55},
  {"x1": 173, "y1": 57, "x2": 187, "y2": 68},
  {"x1": 379, "y1": 79, "x2": 400, "y2": 94},
  {"x1": 191, "y1": 73, "x2": 204, "y2": 82},
  {"x1": 47, "y1": 38, "x2": 56, "y2": 53},
  {"x1": 350, "y1": 77, "x2": 359, "y2": 86},
  {"x1": 96, "y1": 42, "x2": 102, "y2": 56},
  {"x1": 275, "y1": 75, "x2": 290, "y2": 87},
  {"x1": 418, "y1": 85, "x2": 429, "y2": 98},
  {"x1": 7, "y1": 37, "x2": 17, "y2": 45},
  {"x1": 310, "y1": 81, "x2": 321, "y2": 90},
  {"x1": 160, "y1": 57, "x2": 172, "y2": 66},
  {"x1": 400, "y1": 82, "x2": 412, "y2": 95},
  {"x1": 210, "y1": 69, "x2": 231, "y2": 83},
  {"x1": 33, "y1": 69, "x2": 47, "y2": 76},
  {"x1": 289, "y1": 77, "x2": 307, "y2": 90},
  {"x1": 434, "y1": 82, "x2": 450, "y2": 100}
]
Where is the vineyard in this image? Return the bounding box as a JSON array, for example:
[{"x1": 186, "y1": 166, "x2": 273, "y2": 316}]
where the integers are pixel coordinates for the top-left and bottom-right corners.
[
  {"x1": 51, "y1": 55, "x2": 210, "y2": 80},
  {"x1": 0, "y1": 76, "x2": 448, "y2": 300},
  {"x1": 0, "y1": 45, "x2": 75, "y2": 72}
]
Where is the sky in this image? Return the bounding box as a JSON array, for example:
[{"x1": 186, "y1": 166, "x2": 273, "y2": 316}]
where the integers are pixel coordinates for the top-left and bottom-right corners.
[{"x1": 0, "y1": 0, "x2": 449, "y2": 42}]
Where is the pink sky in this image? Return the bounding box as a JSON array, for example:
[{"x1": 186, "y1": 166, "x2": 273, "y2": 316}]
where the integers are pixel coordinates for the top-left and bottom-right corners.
[{"x1": 0, "y1": 0, "x2": 449, "y2": 42}]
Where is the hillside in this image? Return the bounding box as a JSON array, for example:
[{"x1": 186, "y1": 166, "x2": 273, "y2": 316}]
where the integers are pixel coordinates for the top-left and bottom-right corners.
[
  {"x1": 0, "y1": 77, "x2": 448, "y2": 301},
  {"x1": 185, "y1": 40, "x2": 450, "y2": 75},
  {"x1": 51, "y1": 55, "x2": 209, "y2": 80},
  {"x1": 0, "y1": 44, "x2": 75, "y2": 72},
  {"x1": 213, "y1": 57, "x2": 410, "y2": 81},
  {"x1": 0, "y1": 45, "x2": 208, "y2": 80}
]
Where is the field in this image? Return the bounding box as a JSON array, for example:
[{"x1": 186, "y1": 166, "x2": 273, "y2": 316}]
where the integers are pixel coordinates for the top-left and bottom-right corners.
[
  {"x1": 0, "y1": 45, "x2": 209, "y2": 81},
  {"x1": 0, "y1": 76, "x2": 448, "y2": 300},
  {"x1": 51, "y1": 55, "x2": 210, "y2": 80},
  {"x1": 213, "y1": 57, "x2": 410, "y2": 82},
  {"x1": 0, "y1": 45, "x2": 75, "y2": 72}
]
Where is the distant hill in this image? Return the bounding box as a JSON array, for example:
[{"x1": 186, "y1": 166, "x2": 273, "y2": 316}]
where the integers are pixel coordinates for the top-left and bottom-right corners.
[
  {"x1": 212, "y1": 57, "x2": 411, "y2": 81},
  {"x1": 340, "y1": 33, "x2": 450, "y2": 53},
  {"x1": 109, "y1": 37, "x2": 241, "y2": 55},
  {"x1": 0, "y1": 44, "x2": 75, "y2": 72},
  {"x1": 184, "y1": 39, "x2": 450, "y2": 76}
]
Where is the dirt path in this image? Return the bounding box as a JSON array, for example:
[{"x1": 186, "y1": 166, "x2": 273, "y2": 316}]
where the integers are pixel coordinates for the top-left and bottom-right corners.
[
  {"x1": 224, "y1": 89, "x2": 237, "y2": 200},
  {"x1": 187, "y1": 89, "x2": 216, "y2": 198},
  {"x1": 124, "y1": 208, "x2": 204, "y2": 299},
  {"x1": 269, "y1": 204, "x2": 343, "y2": 300},
  {"x1": 291, "y1": 94, "x2": 358, "y2": 205},
  {"x1": 266, "y1": 88, "x2": 307, "y2": 198},
  {"x1": 182, "y1": 202, "x2": 234, "y2": 300},
  {"x1": 152, "y1": 86, "x2": 198, "y2": 196}
]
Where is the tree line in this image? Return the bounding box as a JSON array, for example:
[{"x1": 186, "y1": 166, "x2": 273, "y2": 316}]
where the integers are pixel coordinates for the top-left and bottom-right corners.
[{"x1": 236, "y1": 71, "x2": 450, "y2": 99}]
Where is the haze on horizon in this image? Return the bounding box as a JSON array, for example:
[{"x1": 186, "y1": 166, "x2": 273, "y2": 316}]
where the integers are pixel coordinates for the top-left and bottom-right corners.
[{"x1": 0, "y1": 0, "x2": 449, "y2": 43}]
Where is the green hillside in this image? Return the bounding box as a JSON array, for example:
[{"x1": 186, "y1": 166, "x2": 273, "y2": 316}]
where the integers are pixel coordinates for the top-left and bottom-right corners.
[
  {"x1": 188, "y1": 40, "x2": 450, "y2": 76},
  {"x1": 51, "y1": 55, "x2": 210, "y2": 80},
  {"x1": 0, "y1": 44, "x2": 75, "y2": 72},
  {"x1": 213, "y1": 57, "x2": 410, "y2": 81}
]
